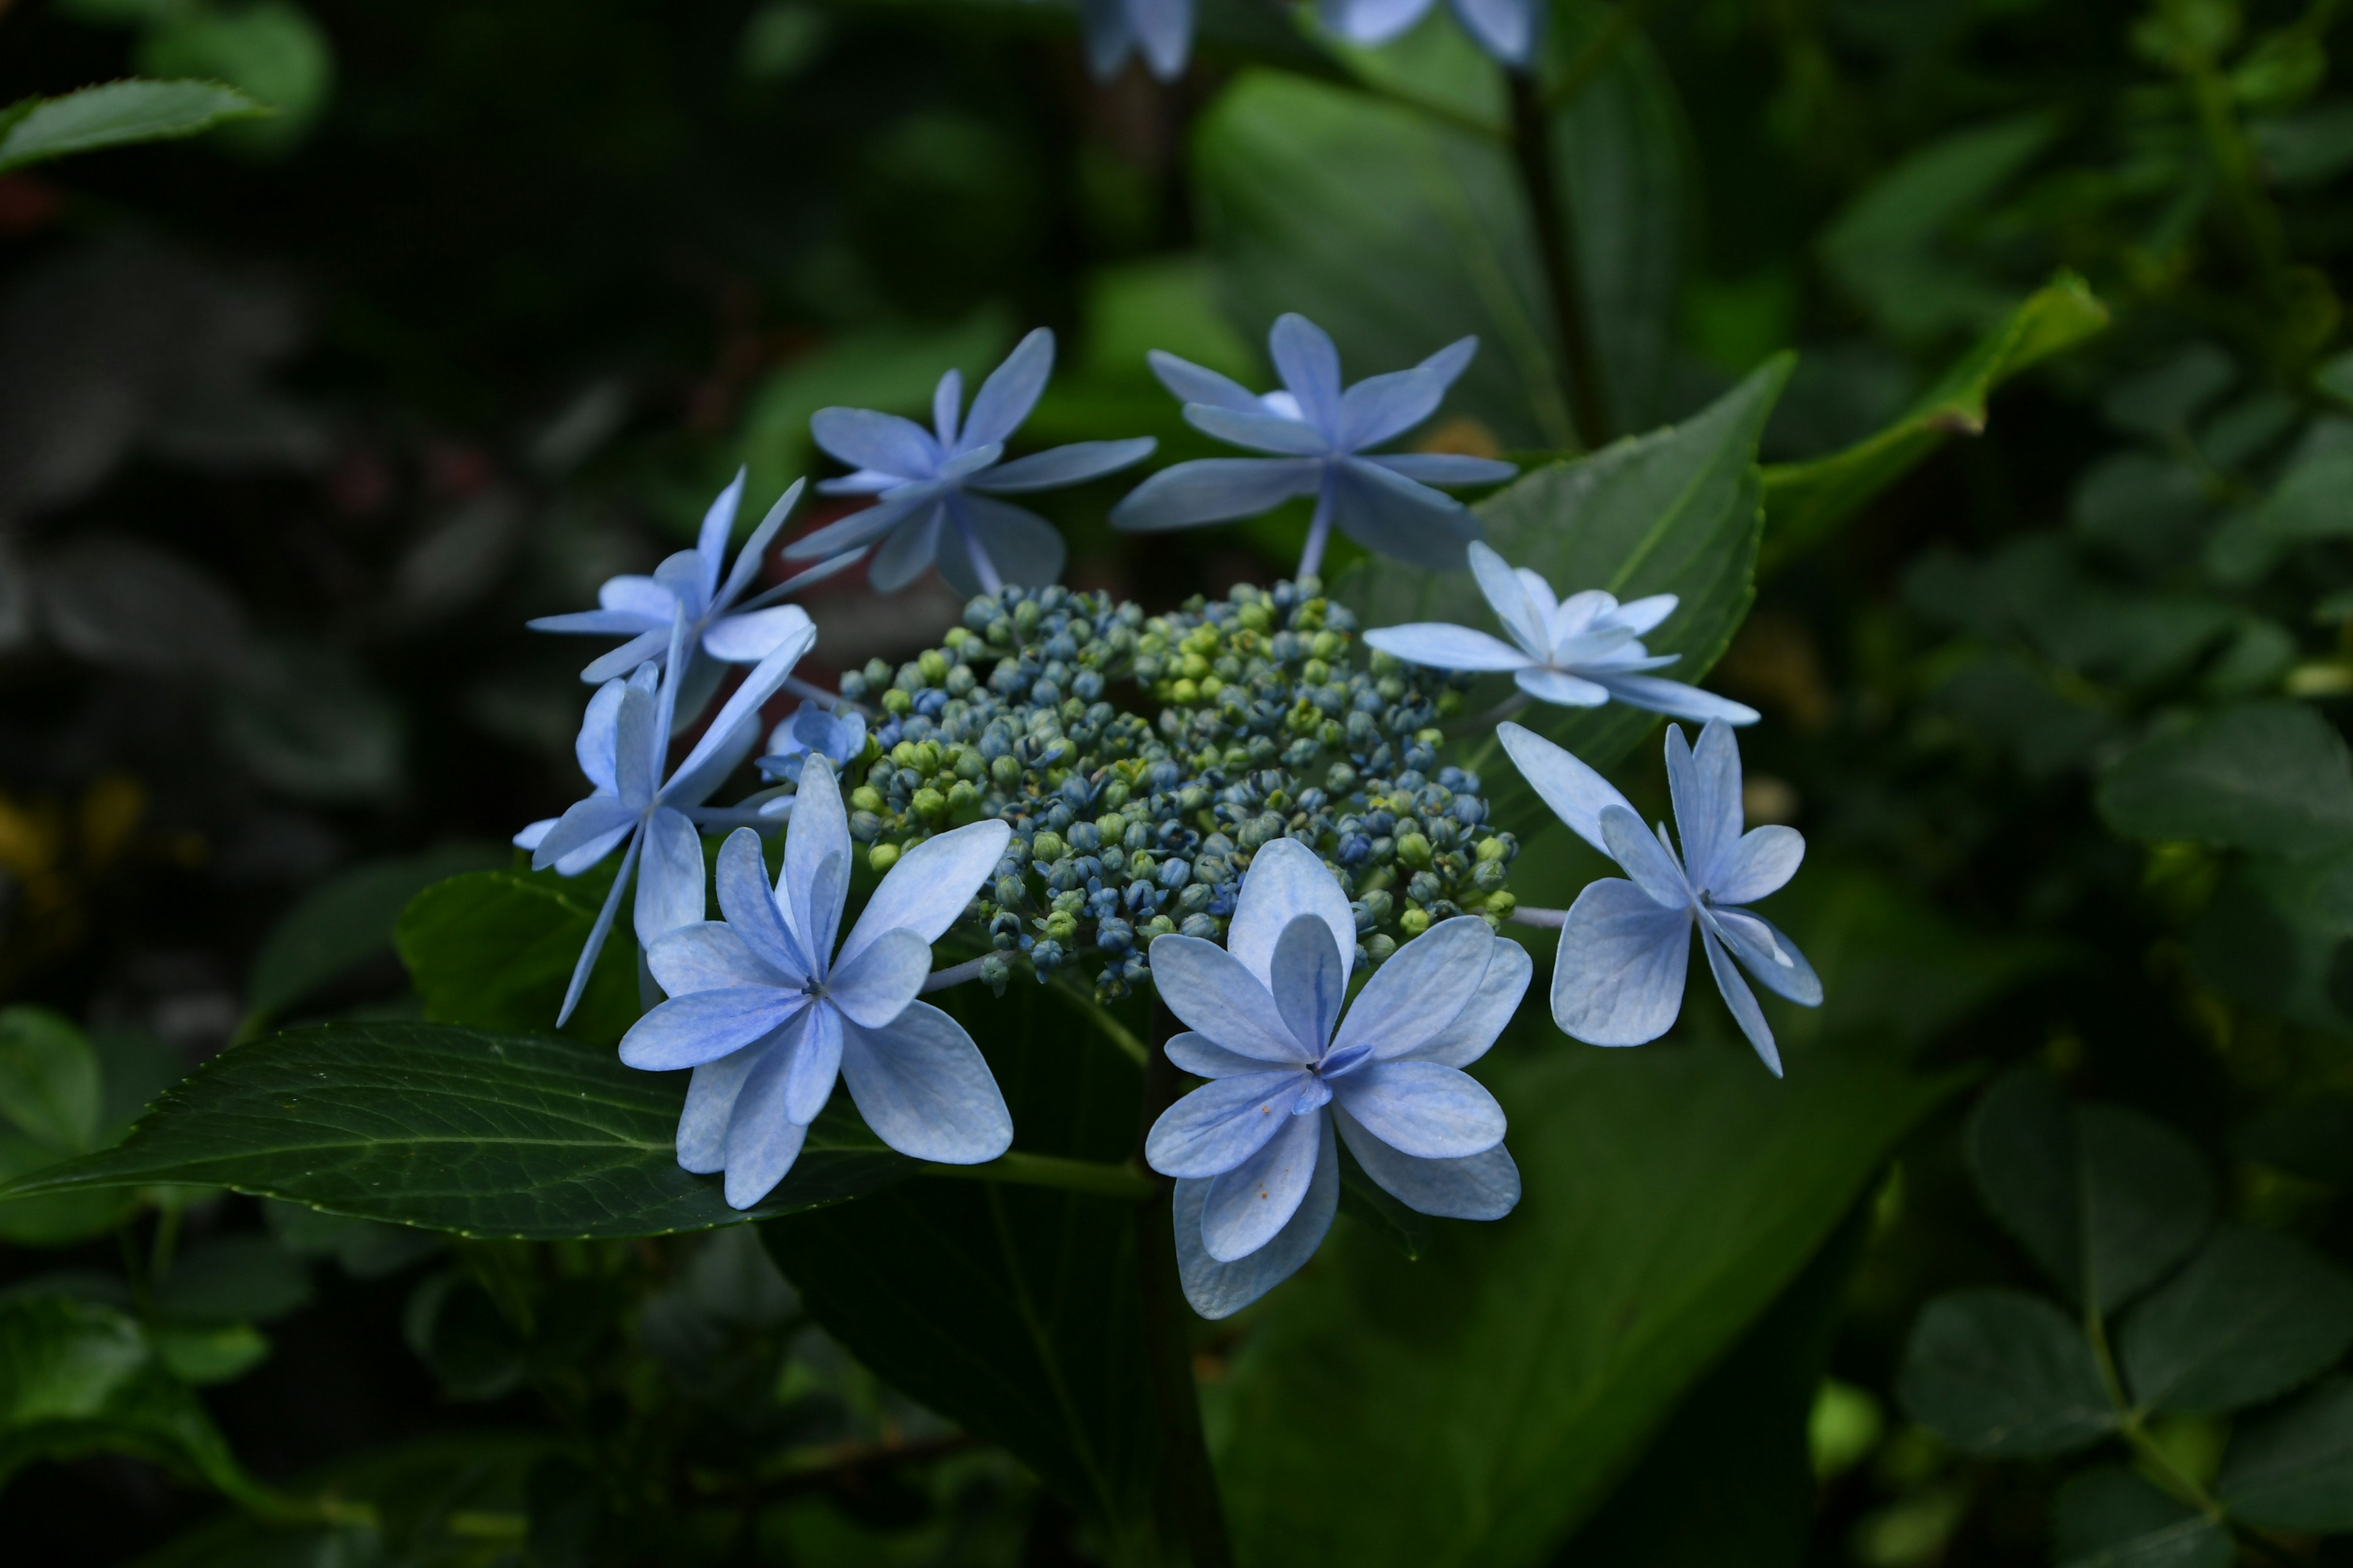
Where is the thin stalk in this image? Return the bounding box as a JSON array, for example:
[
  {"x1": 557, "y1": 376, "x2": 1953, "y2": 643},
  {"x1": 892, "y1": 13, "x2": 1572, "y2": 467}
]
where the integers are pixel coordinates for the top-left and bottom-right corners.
[
  {"x1": 1297, "y1": 489, "x2": 1336, "y2": 582},
  {"x1": 1506, "y1": 70, "x2": 1610, "y2": 448},
  {"x1": 1132, "y1": 999, "x2": 1233, "y2": 1568},
  {"x1": 1441, "y1": 691, "x2": 1531, "y2": 738},
  {"x1": 922, "y1": 953, "x2": 995, "y2": 992},
  {"x1": 1508, "y1": 905, "x2": 1569, "y2": 930},
  {"x1": 150, "y1": 1202, "x2": 184, "y2": 1281},
  {"x1": 2085, "y1": 1304, "x2": 2223, "y2": 1520},
  {"x1": 919, "y1": 1151, "x2": 1155, "y2": 1202},
  {"x1": 1047, "y1": 971, "x2": 1153, "y2": 1067}
]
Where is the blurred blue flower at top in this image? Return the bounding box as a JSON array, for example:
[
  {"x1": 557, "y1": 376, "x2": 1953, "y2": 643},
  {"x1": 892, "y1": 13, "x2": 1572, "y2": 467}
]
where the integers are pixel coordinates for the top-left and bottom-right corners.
[
  {"x1": 1080, "y1": 0, "x2": 1191, "y2": 81},
  {"x1": 1112, "y1": 313, "x2": 1517, "y2": 578},
  {"x1": 1322, "y1": 0, "x2": 1540, "y2": 67},
  {"x1": 783, "y1": 328, "x2": 1158, "y2": 599},
  {"x1": 756, "y1": 700, "x2": 868, "y2": 786},
  {"x1": 1498, "y1": 719, "x2": 1820, "y2": 1077},
  {"x1": 529, "y1": 472, "x2": 863, "y2": 730}
]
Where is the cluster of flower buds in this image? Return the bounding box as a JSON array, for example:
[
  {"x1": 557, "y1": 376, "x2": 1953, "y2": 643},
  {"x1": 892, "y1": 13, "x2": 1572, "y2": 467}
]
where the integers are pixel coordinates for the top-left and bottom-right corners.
[{"x1": 829, "y1": 577, "x2": 1519, "y2": 1001}]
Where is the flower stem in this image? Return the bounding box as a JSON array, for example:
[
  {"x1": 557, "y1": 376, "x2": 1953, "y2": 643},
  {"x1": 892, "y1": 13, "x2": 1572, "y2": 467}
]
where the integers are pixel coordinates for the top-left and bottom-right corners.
[
  {"x1": 919, "y1": 1151, "x2": 1155, "y2": 1202},
  {"x1": 957, "y1": 510, "x2": 1006, "y2": 596},
  {"x1": 1506, "y1": 69, "x2": 1610, "y2": 449},
  {"x1": 922, "y1": 953, "x2": 995, "y2": 992},
  {"x1": 1441, "y1": 691, "x2": 1531, "y2": 738},
  {"x1": 1508, "y1": 905, "x2": 1568, "y2": 930},
  {"x1": 1297, "y1": 488, "x2": 1335, "y2": 581}
]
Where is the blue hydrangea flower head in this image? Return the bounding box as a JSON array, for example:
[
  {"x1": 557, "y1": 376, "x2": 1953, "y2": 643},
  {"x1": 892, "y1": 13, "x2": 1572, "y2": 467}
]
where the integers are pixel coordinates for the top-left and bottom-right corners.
[
  {"x1": 529, "y1": 472, "x2": 860, "y2": 728},
  {"x1": 1364, "y1": 542, "x2": 1760, "y2": 724},
  {"x1": 1142, "y1": 839, "x2": 1528, "y2": 1317},
  {"x1": 757, "y1": 700, "x2": 869, "y2": 786},
  {"x1": 1321, "y1": 0, "x2": 1540, "y2": 66},
  {"x1": 1498, "y1": 719, "x2": 1820, "y2": 1076},
  {"x1": 513, "y1": 609, "x2": 818, "y2": 1026},
  {"x1": 618, "y1": 762, "x2": 1015, "y2": 1208},
  {"x1": 784, "y1": 328, "x2": 1158, "y2": 597},
  {"x1": 1081, "y1": 0, "x2": 1191, "y2": 81},
  {"x1": 1112, "y1": 314, "x2": 1518, "y2": 578}
]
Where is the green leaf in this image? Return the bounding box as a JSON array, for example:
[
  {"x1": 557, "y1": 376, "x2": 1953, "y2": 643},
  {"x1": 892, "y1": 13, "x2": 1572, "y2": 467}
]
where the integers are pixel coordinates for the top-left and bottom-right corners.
[
  {"x1": 2233, "y1": 1094, "x2": 2353, "y2": 1185},
  {"x1": 2217, "y1": 1374, "x2": 2353, "y2": 1531},
  {"x1": 135, "y1": 2, "x2": 333, "y2": 154},
  {"x1": 0, "y1": 78, "x2": 265, "y2": 173},
  {"x1": 1563, "y1": 1200, "x2": 1873, "y2": 1567},
  {"x1": 1760, "y1": 272, "x2": 2110, "y2": 569},
  {"x1": 763, "y1": 983, "x2": 1165, "y2": 1545},
  {"x1": 151, "y1": 1324, "x2": 271, "y2": 1388},
  {"x1": 396, "y1": 865, "x2": 646, "y2": 1047},
  {"x1": 153, "y1": 1237, "x2": 313, "y2": 1327},
  {"x1": 2098, "y1": 702, "x2": 2353, "y2": 859},
  {"x1": 246, "y1": 844, "x2": 506, "y2": 1028},
  {"x1": 2052, "y1": 1466, "x2": 2232, "y2": 1568},
  {"x1": 0, "y1": 1135, "x2": 139, "y2": 1247},
  {"x1": 1895, "y1": 1289, "x2": 2115, "y2": 1458},
  {"x1": 1212, "y1": 1039, "x2": 1957, "y2": 1568},
  {"x1": 0, "y1": 1295, "x2": 263, "y2": 1502},
  {"x1": 1966, "y1": 1069, "x2": 2215, "y2": 1313},
  {"x1": 1343, "y1": 357, "x2": 1790, "y2": 797},
  {"x1": 2259, "y1": 449, "x2": 2353, "y2": 539},
  {"x1": 0, "y1": 1006, "x2": 102, "y2": 1152},
  {"x1": 0, "y1": 1023, "x2": 916, "y2": 1239},
  {"x1": 2118, "y1": 1226, "x2": 2353, "y2": 1414}
]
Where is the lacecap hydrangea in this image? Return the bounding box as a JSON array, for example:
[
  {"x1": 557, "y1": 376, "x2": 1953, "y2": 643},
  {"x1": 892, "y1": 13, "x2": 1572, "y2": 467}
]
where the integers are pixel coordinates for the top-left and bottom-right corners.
[{"x1": 830, "y1": 576, "x2": 1519, "y2": 1002}]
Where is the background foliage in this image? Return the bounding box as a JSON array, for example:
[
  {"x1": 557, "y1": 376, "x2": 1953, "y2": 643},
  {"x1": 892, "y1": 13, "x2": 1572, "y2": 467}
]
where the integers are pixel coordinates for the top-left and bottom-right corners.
[{"x1": 3, "y1": 0, "x2": 2352, "y2": 1564}]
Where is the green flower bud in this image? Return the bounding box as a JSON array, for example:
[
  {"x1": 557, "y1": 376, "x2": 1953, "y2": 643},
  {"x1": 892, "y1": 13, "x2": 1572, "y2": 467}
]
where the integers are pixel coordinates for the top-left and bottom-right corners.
[
  {"x1": 1398, "y1": 907, "x2": 1431, "y2": 936},
  {"x1": 868, "y1": 843, "x2": 901, "y2": 873},
  {"x1": 1398, "y1": 831, "x2": 1433, "y2": 869},
  {"x1": 882, "y1": 688, "x2": 914, "y2": 716},
  {"x1": 1032, "y1": 831, "x2": 1066, "y2": 862},
  {"x1": 851, "y1": 786, "x2": 885, "y2": 814},
  {"x1": 912, "y1": 788, "x2": 946, "y2": 818},
  {"x1": 919, "y1": 649, "x2": 949, "y2": 684}
]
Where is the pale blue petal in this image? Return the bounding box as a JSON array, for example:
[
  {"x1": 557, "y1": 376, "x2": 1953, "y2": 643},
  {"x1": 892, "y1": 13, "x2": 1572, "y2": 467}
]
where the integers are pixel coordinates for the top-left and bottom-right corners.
[
  {"x1": 1363, "y1": 622, "x2": 1534, "y2": 673},
  {"x1": 1163, "y1": 1031, "x2": 1273, "y2": 1080},
  {"x1": 1330, "y1": 457, "x2": 1483, "y2": 569},
  {"x1": 1321, "y1": 0, "x2": 1438, "y2": 45},
  {"x1": 664, "y1": 623, "x2": 818, "y2": 801},
  {"x1": 1599, "y1": 804, "x2": 1690, "y2": 909},
  {"x1": 1268, "y1": 314, "x2": 1344, "y2": 435},
  {"x1": 783, "y1": 1002, "x2": 843, "y2": 1125},
  {"x1": 1515, "y1": 667, "x2": 1612, "y2": 707},
  {"x1": 557, "y1": 825, "x2": 641, "y2": 1028},
  {"x1": 530, "y1": 608, "x2": 664, "y2": 637},
  {"x1": 531, "y1": 795, "x2": 637, "y2": 874},
  {"x1": 1146, "y1": 1068, "x2": 1311, "y2": 1179},
  {"x1": 1111, "y1": 458, "x2": 1324, "y2": 531},
  {"x1": 702, "y1": 604, "x2": 812, "y2": 664},
  {"x1": 648, "y1": 920, "x2": 780, "y2": 998},
  {"x1": 1363, "y1": 452, "x2": 1518, "y2": 487},
  {"x1": 632, "y1": 807, "x2": 707, "y2": 947},
  {"x1": 868, "y1": 501, "x2": 948, "y2": 594},
  {"x1": 1148, "y1": 349, "x2": 1259, "y2": 412},
  {"x1": 1202, "y1": 1106, "x2": 1324, "y2": 1261},
  {"x1": 1590, "y1": 674, "x2": 1760, "y2": 725},
  {"x1": 781, "y1": 758, "x2": 849, "y2": 963},
  {"x1": 513, "y1": 818, "x2": 555, "y2": 852},
  {"x1": 940, "y1": 441, "x2": 1005, "y2": 480},
  {"x1": 1131, "y1": 0, "x2": 1192, "y2": 77},
  {"x1": 838, "y1": 1001, "x2": 1013, "y2": 1164},
  {"x1": 1448, "y1": 0, "x2": 1537, "y2": 62},
  {"x1": 1708, "y1": 907, "x2": 1822, "y2": 1007},
  {"x1": 1145, "y1": 934, "x2": 1311, "y2": 1062},
  {"x1": 932, "y1": 368, "x2": 963, "y2": 447},
  {"x1": 1224, "y1": 838, "x2": 1358, "y2": 995},
  {"x1": 1338, "y1": 366, "x2": 1447, "y2": 450},
  {"x1": 1607, "y1": 593, "x2": 1677, "y2": 636},
  {"x1": 696, "y1": 469, "x2": 745, "y2": 602},
  {"x1": 811, "y1": 407, "x2": 940, "y2": 479},
  {"x1": 827, "y1": 927, "x2": 930, "y2": 1028},
  {"x1": 716, "y1": 479, "x2": 804, "y2": 610},
  {"x1": 1327, "y1": 1060, "x2": 1504, "y2": 1160},
  {"x1": 1330, "y1": 915, "x2": 1494, "y2": 1059},
  {"x1": 620, "y1": 985, "x2": 803, "y2": 1071},
  {"x1": 735, "y1": 544, "x2": 869, "y2": 612},
  {"x1": 599, "y1": 575, "x2": 676, "y2": 619},
  {"x1": 840, "y1": 817, "x2": 1013, "y2": 966},
  {"x1": 962, "y1": 328, "x2": 1055, "y2": 450},
  {"x1": 1270, "y1": 915, "x2": 1346, "y2": 1056},
  {"x1": 1333, "y1": 1105, "x2": 1518, "y2": 1219},
  {"x1": 1666, "y1": 719, "x2": 1743, "y2": 891},
  {"x1": 969, "y1": 437, "x2": 1157, "y2": 493},
  {"x1": 571, "y1": 679, "x2": 627, "y2": 793},
  {"x1": 1415, "y1": 335, "x2": 1479, "y2": 388},
  {"x1": 1550, "y1": 878, "x2": 1690, "y2": 1045},
  {"x1": 1400, "y1": 936, "x2": 1531, "y2": 1067},
  {"x1": 1468, "y1": 540, "x2": 1547, "y2": 656},
  {"x1": 715, "y1": 827, "x2": 809, "y2": 979},
  {"x1": 580, "y1": 627, "x2": 671, "y2": 686},
  {"x1": 947, "y1": 494, "x2": 1065, "y2": 596},
  {"x1": 1496, "y1": 721, "x2": 1635, "y2": 854},
  {"x1": 677, "y1": 1043, "x2": 764, "y2": 1174},
  {"x1": 653, "y1": 550, "x2": 710, "y2": 617},
  {"x1": 781, "y1": 484, "x2": 942, "y2": 560},
  {"x1": 613, "y1": 680, "x2": 659, "y2": 810},
  {"x1": 1700, "y1": 922, "x2": 1781, "y2": 1076},
  {"x1": 1174, "y1": 1115, "x2": 1338, "y2": 1319},
  {"x1": 1185, "y1": 404, "x2": 1330, "y2": 456},
  {"x1": 724, "y1": 1040, "x2": 809, "y2": 1208},
  {"x1": 1081, "y1": 0, "x2": 1134, "y2": 75},
  {"x1": 1707, "y1": 826, "x2": 1805, "y2": 907},
  {"x1": 818, "y1": 469, "x2": 905, "y2": 496}
]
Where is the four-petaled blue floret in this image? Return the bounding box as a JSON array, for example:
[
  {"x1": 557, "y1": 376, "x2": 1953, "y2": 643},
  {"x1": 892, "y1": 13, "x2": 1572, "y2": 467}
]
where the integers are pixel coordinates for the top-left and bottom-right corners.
[
  {"x1": 1112, "y1": 313, "x2": 1517, "y2": 578},
  {"x1": 1143, "y1": 839, "x2": 1529, "y2": 1318},
  {"x1": 1499, "y1": 719, "x2": 1821, "y2": 1077},
  {"x1": 1080, "y1": 0, "x2": 1192, "y2": 81},
  {"x1": 1320, "y1": 0, "x2": 1542, "y2": 67}
]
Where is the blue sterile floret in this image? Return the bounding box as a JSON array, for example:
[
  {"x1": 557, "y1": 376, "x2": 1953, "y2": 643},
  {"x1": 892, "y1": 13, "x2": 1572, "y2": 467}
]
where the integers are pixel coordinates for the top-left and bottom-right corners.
[{"x1": 832, "y1": 577, "x2": 1518, "y2": 1002}]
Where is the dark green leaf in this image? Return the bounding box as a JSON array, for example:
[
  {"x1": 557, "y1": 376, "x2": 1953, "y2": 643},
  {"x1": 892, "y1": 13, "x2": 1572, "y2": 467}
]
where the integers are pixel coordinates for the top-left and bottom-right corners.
[
  {"x1": 396, "y1": 865, "x2": 646, "y2": 1047},
  {"x1": 1966, "y1": 1069, "x2": 2215, "y2": 1313},
  {"x1": 0, "y1": 78, "x2": 265, "y2": 173},
  {"x1": 763, "y1": 982, "x2": 1162, "y2": 1539},
  {"x1": 2098, "y1": 701, "x2": 2353, "y2": 858},
  {"x1": 1562, "y1": 1199, "x2": 1873, "y2": 1567},
  {"x1": 153, "y1": 1236, "x2": 312, "y2": 1327},
  {"x1": 0, "y1": 1023, "x2": 915, "y2": 1239},
  {"x1": 0, "y1": 1005, "x2": 102, "y2": 1152},
  {"x1": 1214, "y1": 1039, "x2": 1958, "y2": 1567},
  {"x1": 2260, "y1": 449, "x2": 2353, "y2": 539},
  {"x1": 0, "y1": 1295, "x2": 264, "y2": 1502},
  {"x1": 1760, "y1": 273, "x2": 2109, "y2": 567},
  {"x1": 2233, "y1": 1094, "x2": 2353, "y2": 1185},
  {"x1": 0, "y1": 1134, "x2": 138, "y2": 1247},
  {"x1": 263, "y1": 1197, "x2": 445, "y2": 1279},
  {"x1": 1895, "y1": 1289, "x2": 2115, "y2": 1458},
  {"x1": 1335, "y1": 1138, "x2": 1432, "y2": 1261},
  {"x1": 1344, "y1": 358, "x2": 1790, "y2": 797},
  {"x1": 2188, "y1": 852, "x2": 2353, "y2": 1033},
  {"x1": 246, "y1": 844, "x2": 505, "y2": 1026},
  {"x1": 2119, "y1": 1226, "x2": 2353, "y2": 1414},
  {"x1": 403, "y1": 1271, "x2": 527, "y2": 1401},
  {"x1": 2217, "y1": 1374, "x2": 2353, "y2": 1531},
  {"x1": 2052, "y1": 1466, "x2": 2232, "y2": 1568},
  {"x1": 151, "y1": 1324, "x2": 271, "y2": 1388}
]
